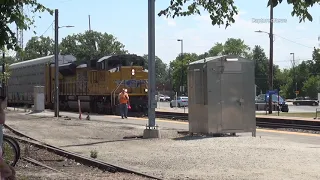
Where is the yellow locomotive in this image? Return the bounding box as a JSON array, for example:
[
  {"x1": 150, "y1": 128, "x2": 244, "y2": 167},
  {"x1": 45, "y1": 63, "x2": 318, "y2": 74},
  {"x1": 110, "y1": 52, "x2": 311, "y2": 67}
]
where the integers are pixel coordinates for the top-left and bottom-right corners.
[{"x1": 6, "y1": 54, "x2": 149, "y2": 114}]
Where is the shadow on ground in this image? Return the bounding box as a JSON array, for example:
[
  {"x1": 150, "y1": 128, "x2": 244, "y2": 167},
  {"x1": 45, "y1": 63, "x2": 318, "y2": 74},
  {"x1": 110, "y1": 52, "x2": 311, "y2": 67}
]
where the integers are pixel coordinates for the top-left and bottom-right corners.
[{"x1": 172, "y1": 132, "x2": 239, "y2": 141}]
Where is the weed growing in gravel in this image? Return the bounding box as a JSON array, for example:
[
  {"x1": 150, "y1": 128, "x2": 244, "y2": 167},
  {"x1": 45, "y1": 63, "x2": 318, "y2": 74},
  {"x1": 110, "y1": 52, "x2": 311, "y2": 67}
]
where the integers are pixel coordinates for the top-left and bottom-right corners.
[{"x1": 90, "y1": 150, "x2": 98, "y2": 158}]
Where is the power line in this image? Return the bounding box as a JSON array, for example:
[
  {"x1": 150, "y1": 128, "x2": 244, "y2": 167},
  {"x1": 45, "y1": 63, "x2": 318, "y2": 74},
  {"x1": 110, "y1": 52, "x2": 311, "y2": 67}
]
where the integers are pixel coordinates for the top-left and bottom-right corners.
[
  {"x1": 39, "y1": 21, "x2": 54, "y2": 37},
  {"x1": 271, "y1": 34, "x2": 313, "y2": 49}
]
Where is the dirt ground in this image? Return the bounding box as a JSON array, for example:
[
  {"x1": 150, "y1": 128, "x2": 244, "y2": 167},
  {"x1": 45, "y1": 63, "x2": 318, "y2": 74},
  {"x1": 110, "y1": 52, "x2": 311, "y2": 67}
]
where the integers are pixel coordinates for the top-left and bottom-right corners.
[
  {"x1": 3, "y1": 115, "x2": 152, "y2": 180},
  {"x1": 4, "y1": 110, "x2": 320, "y2": 180}
]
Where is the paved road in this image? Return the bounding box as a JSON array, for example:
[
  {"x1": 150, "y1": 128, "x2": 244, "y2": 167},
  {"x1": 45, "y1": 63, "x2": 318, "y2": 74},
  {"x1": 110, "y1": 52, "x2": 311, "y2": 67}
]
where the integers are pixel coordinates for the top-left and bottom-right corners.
[{"x1": 156, "y1": 101, "x2": 320, "y2": 113}]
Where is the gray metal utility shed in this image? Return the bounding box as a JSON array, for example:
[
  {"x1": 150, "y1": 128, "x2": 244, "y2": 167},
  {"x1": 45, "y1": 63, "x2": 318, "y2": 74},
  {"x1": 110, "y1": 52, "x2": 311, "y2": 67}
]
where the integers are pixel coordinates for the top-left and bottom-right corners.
[{"x1": 187, "y1": 55, "x2": 256, "y2": 136}]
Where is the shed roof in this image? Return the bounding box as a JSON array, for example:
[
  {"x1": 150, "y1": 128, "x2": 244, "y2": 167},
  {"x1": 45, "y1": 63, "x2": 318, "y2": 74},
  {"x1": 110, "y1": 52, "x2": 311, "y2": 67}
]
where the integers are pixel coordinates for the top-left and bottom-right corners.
[{"x1": 189, "y1": 55, "x2": 251, "y2": 65}]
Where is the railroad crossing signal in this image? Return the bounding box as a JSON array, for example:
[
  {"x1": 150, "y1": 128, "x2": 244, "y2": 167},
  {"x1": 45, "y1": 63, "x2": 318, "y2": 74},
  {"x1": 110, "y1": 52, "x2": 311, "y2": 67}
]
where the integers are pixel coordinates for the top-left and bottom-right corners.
[{"x1": 295, "y1": 91, "x2": 299, "y2": 95}]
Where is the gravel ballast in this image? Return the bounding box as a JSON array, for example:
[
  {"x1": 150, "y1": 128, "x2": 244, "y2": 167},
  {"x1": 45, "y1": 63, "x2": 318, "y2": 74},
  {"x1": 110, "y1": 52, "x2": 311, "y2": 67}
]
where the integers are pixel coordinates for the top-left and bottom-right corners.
[{"x1": 4, "y1": 110, "x2": 320, "y2": 180}]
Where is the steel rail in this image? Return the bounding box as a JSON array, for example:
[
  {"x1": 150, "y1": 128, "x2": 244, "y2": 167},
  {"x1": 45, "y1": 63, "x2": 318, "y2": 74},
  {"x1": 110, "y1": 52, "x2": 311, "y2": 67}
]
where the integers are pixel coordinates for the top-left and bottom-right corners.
[
  {"x1": 6, "y1": 107, "x2": 320, "y2": 131},
  {"x1": 154, "y1": 111, "x2": 320, "y2": 131},
  {"x1": 3, "y1": 124, "x2": 162, "y2": 180},
  {"x1": 22, "y1": 157, "x2": 64, "y2": 173}
]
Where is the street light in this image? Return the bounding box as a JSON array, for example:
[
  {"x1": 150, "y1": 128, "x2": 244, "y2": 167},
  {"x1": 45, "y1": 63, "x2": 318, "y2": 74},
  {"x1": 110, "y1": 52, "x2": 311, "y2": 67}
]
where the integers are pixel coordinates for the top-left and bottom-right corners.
[
  {"x1": 177, "y1": 39, "x2": 183, "y2": 55},
  {"x1": 54, "y1": 9, "x2": 74, "y2": 117},
  {"x1": 255, "y1": 0, "x2": 274, "y2": 114},
  {"x1": 59, "y1": 25, "x2": 75, "y2": 28},
  {"x1": 290, "y1": 52, "x2": 297, "y2": 98},
  {"x1": 177, "y1": 39, "x2": 184, "y2": 95}
]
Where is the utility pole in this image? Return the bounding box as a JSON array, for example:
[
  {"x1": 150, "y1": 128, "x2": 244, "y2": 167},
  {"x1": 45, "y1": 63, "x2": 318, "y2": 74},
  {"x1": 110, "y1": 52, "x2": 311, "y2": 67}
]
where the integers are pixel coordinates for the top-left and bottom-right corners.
[
  {"x1": 177, "y1": 39, "x2": 184, "y2": 95},
  {"x1": 16, "y1": 5, "x2": 24, "y2": 61},
  {"x1": 88, "y1": 15, "x2": 91, "y2": 31},
  {"x1": 88, "y1": 15, "x2": 97, "y2": 52},
  {"x1": 268, "y1": 4, "x2": 274, "y2": 114},
  {"x1": 143, "y1": 0, "x2": 160, "y2": 138},
  {"x1": 168, "y1": 63, "x2": 172, "y2": 93},
  {"x1": 290, "y1": 52, "x2": 297, "y2": 98},
  {"x1": 2, "y1": 51, "x2": 5, "y2": 97},
  {"x1": 54, "y1": 9, "x2": 59, "y2": 117}
]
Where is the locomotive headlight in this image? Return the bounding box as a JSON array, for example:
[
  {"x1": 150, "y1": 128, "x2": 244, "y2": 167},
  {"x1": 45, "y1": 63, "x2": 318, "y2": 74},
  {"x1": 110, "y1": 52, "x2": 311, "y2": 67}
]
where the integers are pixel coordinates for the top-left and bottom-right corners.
[
  {"x1": 144, "y1": 89, "x2": 148, "y2": 92},
  {"x1": 131, "y1": 69, "x2": 135, "y2": 75}
]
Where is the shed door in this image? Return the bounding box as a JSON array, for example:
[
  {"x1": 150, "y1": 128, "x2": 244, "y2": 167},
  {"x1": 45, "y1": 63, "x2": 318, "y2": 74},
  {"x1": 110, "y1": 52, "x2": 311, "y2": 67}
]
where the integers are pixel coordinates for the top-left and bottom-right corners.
[{"x1": 221, "y1": 73, "x2": 243, "y2": 130}]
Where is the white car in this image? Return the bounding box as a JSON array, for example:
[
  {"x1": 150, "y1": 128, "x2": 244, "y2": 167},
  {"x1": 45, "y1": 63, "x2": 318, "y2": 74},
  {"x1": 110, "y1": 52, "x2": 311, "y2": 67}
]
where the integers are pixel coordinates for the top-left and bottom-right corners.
[
  {"x1": 156, "y1": 94, "x2": 171, "y2": 102},
  {"x1": 170, "y1": 96, "x2": 188, "y2": 108}
]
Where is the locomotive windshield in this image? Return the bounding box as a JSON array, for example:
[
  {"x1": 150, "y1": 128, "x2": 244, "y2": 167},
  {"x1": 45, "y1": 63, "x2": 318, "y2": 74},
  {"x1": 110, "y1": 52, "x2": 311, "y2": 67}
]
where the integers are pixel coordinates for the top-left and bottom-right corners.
[{"x1": 97, "y1": 54, "x2": 145, "y2": 70}]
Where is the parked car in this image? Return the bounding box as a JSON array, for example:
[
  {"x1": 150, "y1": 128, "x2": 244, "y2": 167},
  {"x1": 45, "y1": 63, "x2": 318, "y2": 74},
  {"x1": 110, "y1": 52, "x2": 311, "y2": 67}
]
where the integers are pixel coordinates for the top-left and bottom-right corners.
[
  {"x1": 170, "y1": 96, "x2": 188, "y2": 108},
  {"x1": 293, "y1": 96, "x2": 319, "y2": 106},
  {"x1": 255, "y1": 94, "x2": 289, "y2": 112},
  {"x1": 155, "y1": 94, "x2": 171, "y2": 102},
  {"x1": 163, "y1": 95, "x2": 171, "y2": 101}
]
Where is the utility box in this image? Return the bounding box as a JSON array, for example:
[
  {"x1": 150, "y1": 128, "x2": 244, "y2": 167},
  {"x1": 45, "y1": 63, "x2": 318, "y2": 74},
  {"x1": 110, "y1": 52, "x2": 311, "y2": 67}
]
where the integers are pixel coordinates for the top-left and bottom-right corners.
[
  {"x1": 188, "y1": 55, "x2": 256, "y2": 136},
  {"x1": 33, "y1": 86, "x2": 45, "y2": 112}
]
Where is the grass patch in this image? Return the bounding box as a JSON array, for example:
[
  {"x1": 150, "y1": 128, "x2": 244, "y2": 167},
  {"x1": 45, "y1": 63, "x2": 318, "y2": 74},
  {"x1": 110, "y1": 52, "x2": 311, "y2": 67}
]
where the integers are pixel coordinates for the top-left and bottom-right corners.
[
  {"x1": 90, "y1": 150, "x2": 98, "y2": 158},
  {"x1": 256, "y1": 112, "x2": 317, "y2": 118}
]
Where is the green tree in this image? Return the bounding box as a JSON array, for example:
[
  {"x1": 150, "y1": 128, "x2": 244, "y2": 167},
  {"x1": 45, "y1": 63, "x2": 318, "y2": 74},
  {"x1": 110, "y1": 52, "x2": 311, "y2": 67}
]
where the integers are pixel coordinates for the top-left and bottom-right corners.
[
  {"x1": 223, "y1": 38, "x2": 250, "y2": 57},
  {"x1": 208, "y1": 43, "x2": 224, "y2": 56},
  {"x1": 60, "y1": 31, "x2": 127, "y2": 61},
  {"x1": 0, "y1": 1, "x2": 52, "y2": 50},
  {"x1": 159, "y1": 0, "x2": 317, "y2": 28},
  {"x1": 302, "y1": 75, "x2": 320, "y2": 99},
  {"x1": 1, "y1": 1, "x2": 318, "y2": 52},
  {"x1": 199, "y1": 38, "x2": 250, "y2": 58},
  {"x1": 170, "y1": 53, "x2": 198, "y2": 93},
  {"x1": 197, "y1": 52, "x2": 209, "y2": 60},
  {"x1": 252, "y1": 45, "x2": 268, "y2": 94},
  {"x1": 278, "y1": 69, "x2": 292, "y2": 98},
  {"x1": 22, "y1": 36, "x2": 54, "y2": 60},
  {"x1": 0, "y1": 48, "x2": 14, "y2": 83},
  {"x1": 142, "y1": 55, "x2": 168, "y2": 85}
]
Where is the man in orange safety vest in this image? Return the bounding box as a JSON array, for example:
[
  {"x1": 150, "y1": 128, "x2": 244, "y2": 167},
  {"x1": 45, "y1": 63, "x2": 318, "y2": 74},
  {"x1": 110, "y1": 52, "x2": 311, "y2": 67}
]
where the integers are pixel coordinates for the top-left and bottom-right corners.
[{"x1": 118, "y1": 89, "x2": 129, "y2": 119}]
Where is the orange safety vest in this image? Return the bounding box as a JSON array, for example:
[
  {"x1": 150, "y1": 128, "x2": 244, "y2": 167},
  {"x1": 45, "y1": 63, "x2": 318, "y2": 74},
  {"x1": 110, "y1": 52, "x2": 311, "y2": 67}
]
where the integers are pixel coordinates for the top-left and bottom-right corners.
[{"x1": 119, "y1": 92, "x2": 129, "y2": 104}]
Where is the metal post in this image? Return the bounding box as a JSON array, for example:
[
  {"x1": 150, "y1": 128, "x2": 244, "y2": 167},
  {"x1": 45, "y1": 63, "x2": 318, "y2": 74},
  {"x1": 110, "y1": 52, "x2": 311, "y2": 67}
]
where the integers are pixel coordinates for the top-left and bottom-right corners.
[
  {"x1": 175, "y1": 92, "x2": 178, "y2": 108},
  {"x1": 277, "y1": 90, "x2": 280, "y2": 116},
  {"x1": 177, "y1": 39, "x2": 184, "y2": 95},
  {"x1": 268, "y1": 4, "x2": 274, "y2": 114},
  {"x1": 54, "y1": 9, "x2": 59, "y2": 117},
  {"x1": 147, "y1": 0, "x2": 156, "y2": 127},
  {"x1": 88, "y1": 15, "x2": 91, "y2": 31},
  {"x1": 2, "y1": 51, "x2": 5, "y2": 97},
  {"x1": 290, "y1": 52, "x2": 297, "y2": 98},
  {"x1": 180, "y1": 40, "x2": 183, "y2": 56}
]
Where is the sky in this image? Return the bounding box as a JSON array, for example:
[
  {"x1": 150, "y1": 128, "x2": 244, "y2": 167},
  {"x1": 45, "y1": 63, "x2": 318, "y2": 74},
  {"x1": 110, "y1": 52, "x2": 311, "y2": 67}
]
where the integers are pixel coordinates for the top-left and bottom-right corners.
[{"x1": 18, "y1": 0, "x2": 320, "y2": 69}]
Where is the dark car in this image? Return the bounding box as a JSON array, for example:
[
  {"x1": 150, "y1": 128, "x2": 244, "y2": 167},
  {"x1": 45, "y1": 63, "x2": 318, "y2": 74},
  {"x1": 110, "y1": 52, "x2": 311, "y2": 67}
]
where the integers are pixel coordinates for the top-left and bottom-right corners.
[
  {"x1": 293, "y1": 97, "x2": 319, "y2": 106},
  {"x1": 255, "y1": 94, "x2": 289, "y2": 112}
]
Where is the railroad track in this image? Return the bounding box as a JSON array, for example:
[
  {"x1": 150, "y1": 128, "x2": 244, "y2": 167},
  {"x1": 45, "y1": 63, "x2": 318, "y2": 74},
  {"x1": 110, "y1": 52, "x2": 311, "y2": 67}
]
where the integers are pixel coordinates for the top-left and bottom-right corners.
[
  {"x1": 155, "y1": 111, "x2": 320, "y2": 132},
  {"x1": 3, "y1": 124, "x2": 162, "y2": 180},
  {"x1": 7, "y1": 106, "x2": 320, "y2": 132}
]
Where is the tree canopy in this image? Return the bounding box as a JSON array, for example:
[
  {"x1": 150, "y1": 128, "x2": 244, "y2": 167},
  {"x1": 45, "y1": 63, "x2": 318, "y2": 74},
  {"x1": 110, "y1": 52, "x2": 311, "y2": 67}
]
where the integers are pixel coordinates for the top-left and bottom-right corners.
[
  {"x1": 60, "y1": 31, "x2": 127, "y2": 61},
  {"x1": 198, "y1": 38, "x2": 251, "y2": 58},
  {"x1": 1, "y1": 0, "x2": 318, "y2": 52},
  {"x1": 142, "y1": 55, "x2": 169, "y2": 86},
  {"x1": 23, "y1": 36, "x2": 54, "y2": 60},
  {"x1": 159, "y1": 0, "x2": 318, "y2": 28},
  {"x1": 0, "y1": 0, "x2": 52, "y2": 50}
]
